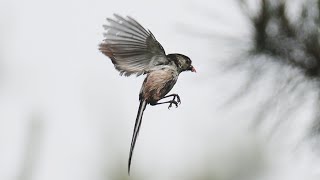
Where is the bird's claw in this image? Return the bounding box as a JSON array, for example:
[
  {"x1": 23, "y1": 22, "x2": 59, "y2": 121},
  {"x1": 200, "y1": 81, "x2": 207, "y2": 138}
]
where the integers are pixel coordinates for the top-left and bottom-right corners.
[
  {"x1": 168, "y1": 100, "x2": 178, "y2": 109},
  {"x1": 176, "y1": 95, "x2": 181, "y2": 105},
  {"x1": 172, "y1": 94, "x2": 181, "y2": 105}
]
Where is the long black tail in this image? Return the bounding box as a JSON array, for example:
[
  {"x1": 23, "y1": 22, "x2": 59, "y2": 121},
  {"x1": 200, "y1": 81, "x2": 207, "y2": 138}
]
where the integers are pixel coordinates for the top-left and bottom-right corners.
[{"x1": 128, "y1": 100, "x2": 147, "y2": 174}]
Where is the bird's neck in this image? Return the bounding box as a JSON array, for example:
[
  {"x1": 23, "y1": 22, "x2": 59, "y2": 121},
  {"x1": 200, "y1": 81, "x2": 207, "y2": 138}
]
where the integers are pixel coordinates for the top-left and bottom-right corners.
[{"x1": 170, "y1": 61, "x2": 183, "y2": 73}]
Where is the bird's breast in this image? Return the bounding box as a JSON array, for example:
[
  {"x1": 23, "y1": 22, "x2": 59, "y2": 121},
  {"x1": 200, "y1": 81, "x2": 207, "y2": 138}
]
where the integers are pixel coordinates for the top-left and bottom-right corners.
[{"x1": 140, "y1": 69, "x2": 178, "y2": 102}]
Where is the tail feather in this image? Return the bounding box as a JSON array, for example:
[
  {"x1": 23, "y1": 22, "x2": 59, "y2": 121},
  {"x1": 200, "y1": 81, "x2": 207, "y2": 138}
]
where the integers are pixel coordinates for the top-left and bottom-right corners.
[{"x1": 128, "y1": 100, "x2": 147, "y2": 174}]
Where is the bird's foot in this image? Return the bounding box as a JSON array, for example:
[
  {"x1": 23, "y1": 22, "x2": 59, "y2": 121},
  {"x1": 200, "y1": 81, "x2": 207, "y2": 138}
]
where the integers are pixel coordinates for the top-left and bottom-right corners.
[
  {"x1": 173, "y1": 94, "x2": 181, "y2": 105},
  {"x1": 168, "y1": 100, "x2": 178, "y2": 109}
]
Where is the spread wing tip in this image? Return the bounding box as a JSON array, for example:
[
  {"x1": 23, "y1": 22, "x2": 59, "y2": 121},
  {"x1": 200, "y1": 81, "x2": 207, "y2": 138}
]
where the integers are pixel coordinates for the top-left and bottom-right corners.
[
  {"x1": 99, "y1": 43, "x2": 113, "y2": 57},
  {"x1": 99, "y1": 43, "x2": 120, "y2": 66}
]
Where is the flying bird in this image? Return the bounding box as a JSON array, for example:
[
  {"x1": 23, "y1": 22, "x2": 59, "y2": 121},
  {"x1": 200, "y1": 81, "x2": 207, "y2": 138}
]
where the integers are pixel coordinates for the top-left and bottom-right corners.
[{"x1": 99, "y1": 14, "x2": 196, "y2": 174}]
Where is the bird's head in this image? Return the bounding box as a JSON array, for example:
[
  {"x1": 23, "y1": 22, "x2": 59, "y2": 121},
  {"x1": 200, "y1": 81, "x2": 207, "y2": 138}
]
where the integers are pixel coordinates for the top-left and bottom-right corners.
[{"x1": 167, "y1": 54, "x2": 196, "y2": 73}]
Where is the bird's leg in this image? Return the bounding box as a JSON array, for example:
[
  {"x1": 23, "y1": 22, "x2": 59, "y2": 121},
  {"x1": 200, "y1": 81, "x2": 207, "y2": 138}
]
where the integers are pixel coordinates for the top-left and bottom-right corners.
[
  {"x1": 162, "y1": 94, "x2": 181, "y2": 105},
  {"x1": 150, "y1": 100, "x2": 178, "y2": 109}
]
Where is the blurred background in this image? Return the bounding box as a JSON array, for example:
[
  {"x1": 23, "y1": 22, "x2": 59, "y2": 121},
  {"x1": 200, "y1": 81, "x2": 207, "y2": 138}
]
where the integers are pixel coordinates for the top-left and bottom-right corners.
[{"x1": 2, "y1": 0, "x2": 320, "y2": 179}]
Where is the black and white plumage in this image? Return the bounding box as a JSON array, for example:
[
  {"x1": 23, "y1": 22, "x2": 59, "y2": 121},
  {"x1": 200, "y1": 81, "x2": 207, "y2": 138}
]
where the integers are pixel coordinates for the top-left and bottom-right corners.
[{"x1": 99, "y1": 14, "x2": 196, "y2": 174}]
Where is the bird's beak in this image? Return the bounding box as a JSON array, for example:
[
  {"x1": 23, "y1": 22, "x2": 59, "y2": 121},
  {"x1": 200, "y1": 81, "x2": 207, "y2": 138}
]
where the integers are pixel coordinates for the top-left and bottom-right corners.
[{"x1": 191, "y1": 66, "x2": 196, "y2": 73}]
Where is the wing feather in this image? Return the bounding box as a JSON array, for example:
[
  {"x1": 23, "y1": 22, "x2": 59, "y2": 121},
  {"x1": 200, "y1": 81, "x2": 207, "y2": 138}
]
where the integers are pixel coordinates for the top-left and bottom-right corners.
[{"x1": 99, "y1": 14, "x2": 168, "y2": 76}]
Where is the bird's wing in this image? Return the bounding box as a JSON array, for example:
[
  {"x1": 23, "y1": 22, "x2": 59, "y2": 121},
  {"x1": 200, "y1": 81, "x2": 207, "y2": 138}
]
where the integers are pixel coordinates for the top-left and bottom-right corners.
[{"x1": 99, "y1": 14, "x2": 168, "y2": 76}]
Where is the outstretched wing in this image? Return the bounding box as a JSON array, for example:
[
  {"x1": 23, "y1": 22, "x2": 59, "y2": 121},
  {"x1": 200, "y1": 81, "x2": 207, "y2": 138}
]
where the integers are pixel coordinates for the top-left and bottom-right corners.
[{"x1": 99, "y1": 14, "x2": 168, "y2": 76}]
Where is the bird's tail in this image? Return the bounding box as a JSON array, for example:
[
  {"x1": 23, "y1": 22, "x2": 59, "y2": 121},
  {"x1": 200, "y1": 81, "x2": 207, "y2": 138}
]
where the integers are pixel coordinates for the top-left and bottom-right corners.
[{"x1": 128, "y1": 100, "x2": 147, "y2": 175}]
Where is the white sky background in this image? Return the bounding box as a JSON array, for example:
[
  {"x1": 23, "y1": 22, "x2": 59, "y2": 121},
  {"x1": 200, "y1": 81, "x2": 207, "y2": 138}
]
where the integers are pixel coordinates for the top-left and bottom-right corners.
[{"x1": 1, "y1": 0, "x2": 320, "y2": 180}]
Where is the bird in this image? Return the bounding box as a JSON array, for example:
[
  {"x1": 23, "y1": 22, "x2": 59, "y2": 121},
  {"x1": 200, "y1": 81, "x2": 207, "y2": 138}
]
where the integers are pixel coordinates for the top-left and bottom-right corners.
[{"x1": 99, "y1": 14, "x2": 196, "y2": 174}]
